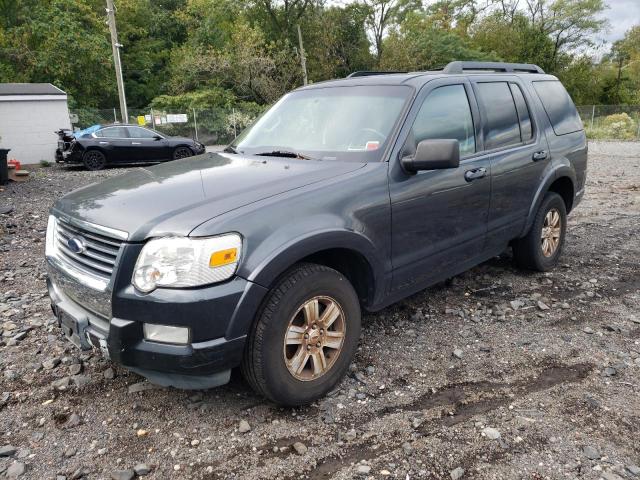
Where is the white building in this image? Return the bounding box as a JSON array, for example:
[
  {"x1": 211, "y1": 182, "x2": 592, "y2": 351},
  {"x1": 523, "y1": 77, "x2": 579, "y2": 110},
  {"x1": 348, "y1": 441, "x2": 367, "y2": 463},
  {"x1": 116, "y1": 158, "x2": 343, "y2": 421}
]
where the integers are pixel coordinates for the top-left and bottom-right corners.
[{"x1": 0, "y1": 83, "x2": 71, "y2": 164}]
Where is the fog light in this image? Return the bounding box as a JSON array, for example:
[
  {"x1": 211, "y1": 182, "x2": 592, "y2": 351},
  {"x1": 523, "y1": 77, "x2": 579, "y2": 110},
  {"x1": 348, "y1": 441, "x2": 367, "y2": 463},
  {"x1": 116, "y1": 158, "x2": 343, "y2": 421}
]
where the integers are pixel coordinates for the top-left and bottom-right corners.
[{"x1": 143, "y1": 324, "x2": 190, "y2": 345}]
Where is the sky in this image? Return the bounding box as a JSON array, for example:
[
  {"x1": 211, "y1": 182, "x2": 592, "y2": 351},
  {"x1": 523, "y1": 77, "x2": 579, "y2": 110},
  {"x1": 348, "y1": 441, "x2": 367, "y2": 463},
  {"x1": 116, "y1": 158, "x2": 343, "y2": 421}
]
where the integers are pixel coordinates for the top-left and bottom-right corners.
[{"x1": 598, "y1": 0, "x2": 640, "y2": 45}]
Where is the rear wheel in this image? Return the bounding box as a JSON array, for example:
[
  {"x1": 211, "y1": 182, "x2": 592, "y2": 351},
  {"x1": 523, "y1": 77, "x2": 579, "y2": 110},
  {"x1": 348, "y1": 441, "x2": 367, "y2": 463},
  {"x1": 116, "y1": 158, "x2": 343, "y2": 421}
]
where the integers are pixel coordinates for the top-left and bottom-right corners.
[
  {"x1": 513, "y1": 192, "x2": 567, "y2": 271},
  {"x1": 242, "y1": 263, "x2": 361, "y2": 406},
  {"x1": 173, "y1": 146, "x2": 193, "y2": 160},
  {"x1": 82, "y1": 150, "x2": 106, "y2": 171}
]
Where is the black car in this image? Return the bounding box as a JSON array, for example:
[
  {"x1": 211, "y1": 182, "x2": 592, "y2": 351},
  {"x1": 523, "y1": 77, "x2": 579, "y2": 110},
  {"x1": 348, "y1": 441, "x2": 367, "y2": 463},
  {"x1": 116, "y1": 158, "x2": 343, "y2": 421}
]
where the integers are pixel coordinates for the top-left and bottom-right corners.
[
  {"x1": 61, "y1": 124, "x2": 206, "y2": 170},
  {"x1": 46, "y1": 61, "x2": 587, "y2": 406}
]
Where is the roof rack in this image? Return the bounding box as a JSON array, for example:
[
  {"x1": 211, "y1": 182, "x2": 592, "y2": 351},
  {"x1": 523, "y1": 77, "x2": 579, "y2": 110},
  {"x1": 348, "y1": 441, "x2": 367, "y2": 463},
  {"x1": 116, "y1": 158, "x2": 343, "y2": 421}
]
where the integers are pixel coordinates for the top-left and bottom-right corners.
[
  {"x1": 347, "y1": 71, "x2": 407, "y2": 78},
  {"x1": 443, "y1": 61, "x2": 545, "y2": 74}
]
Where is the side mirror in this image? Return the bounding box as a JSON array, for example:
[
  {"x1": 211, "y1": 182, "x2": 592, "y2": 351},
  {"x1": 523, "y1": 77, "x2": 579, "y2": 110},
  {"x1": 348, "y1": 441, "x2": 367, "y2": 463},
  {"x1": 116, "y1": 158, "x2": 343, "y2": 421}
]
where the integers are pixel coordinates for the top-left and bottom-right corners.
[{"x1": 401, "y1": 139, "x2": 460, "y2": 173}]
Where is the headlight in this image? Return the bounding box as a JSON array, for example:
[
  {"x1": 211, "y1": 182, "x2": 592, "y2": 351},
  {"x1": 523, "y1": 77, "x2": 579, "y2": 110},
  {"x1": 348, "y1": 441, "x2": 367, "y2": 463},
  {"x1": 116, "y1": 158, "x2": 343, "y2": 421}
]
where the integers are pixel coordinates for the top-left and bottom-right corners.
[{"x1": 132, "y1": 234, "x2": 242, "y2": 293}]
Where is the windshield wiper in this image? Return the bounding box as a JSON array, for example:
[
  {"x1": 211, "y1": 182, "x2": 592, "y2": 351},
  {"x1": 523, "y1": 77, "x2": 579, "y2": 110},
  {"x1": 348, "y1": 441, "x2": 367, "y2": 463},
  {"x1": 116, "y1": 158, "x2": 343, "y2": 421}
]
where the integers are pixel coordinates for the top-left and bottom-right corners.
[{"x1": 255, "y1": 150, "x2": 314, "y2": 160}]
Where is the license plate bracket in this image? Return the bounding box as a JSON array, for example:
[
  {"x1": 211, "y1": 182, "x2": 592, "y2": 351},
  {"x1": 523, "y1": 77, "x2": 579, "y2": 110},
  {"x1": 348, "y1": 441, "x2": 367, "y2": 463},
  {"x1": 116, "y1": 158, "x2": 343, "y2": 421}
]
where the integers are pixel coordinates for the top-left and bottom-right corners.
[{"x1": 58, "y1": 311, "x2": 93, "y2": 351}]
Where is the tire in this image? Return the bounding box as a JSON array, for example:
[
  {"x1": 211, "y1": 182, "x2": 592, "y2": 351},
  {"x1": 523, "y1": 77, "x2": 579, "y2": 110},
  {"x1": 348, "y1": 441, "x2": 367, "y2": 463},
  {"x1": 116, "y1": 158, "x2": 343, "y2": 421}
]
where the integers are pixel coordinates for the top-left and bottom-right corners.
[
  {"x1": 242, "y1": 263, "x2": 361, "y2": 406},
  {"x1": 173, "y1": 146, "x2": 193, "y2": 160},
  {"x1": 513, "y1": 192, "x2": 567, "y2": 271},
  {"x1": 82, "y1": 150, "x2": 107, "y2": 171}
]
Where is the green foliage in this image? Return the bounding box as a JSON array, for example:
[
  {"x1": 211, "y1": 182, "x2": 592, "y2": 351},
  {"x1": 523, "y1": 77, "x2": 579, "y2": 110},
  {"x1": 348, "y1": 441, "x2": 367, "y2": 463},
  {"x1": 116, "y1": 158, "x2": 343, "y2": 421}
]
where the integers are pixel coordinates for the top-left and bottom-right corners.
[
  {"x1": 39, "y1": 159, "x2": 52, "y2": 167},
  {"x1": 600, "y1": 113, "x2": 638, "y2": 140},
  {"x1": 0, "y1": 0, "x2": 635, "y2": 114}
]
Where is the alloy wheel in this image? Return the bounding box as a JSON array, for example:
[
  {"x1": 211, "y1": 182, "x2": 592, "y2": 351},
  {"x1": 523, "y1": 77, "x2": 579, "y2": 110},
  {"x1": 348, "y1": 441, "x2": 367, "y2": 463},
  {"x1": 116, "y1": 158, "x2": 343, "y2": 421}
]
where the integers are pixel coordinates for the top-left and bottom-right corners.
[
  {"x1": 541, "y1": 208, "x2": 562, "y2": 257},
  {"x1": 283, "y1": 296, "x2": 346, "y2": 381},
  {"x1": 174, "y1": 147, "x2": 193, "y2": 159}
]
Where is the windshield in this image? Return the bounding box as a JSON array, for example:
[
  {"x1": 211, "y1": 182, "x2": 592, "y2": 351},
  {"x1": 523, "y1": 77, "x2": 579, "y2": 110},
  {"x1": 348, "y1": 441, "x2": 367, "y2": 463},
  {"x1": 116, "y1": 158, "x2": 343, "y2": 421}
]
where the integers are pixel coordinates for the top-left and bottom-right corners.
[{"x1": 231, "y1": 85, "x2": 412, "y2": 162}]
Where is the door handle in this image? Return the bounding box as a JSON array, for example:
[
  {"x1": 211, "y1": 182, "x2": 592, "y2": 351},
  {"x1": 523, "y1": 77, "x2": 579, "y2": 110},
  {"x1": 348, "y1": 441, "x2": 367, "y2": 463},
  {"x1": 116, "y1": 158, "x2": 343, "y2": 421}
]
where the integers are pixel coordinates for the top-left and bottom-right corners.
[
  {"x1": 532, "y1": 150, "x2": 548, "y2": 161},
  {"x1": 131, "y1": 142, "x2": 142, "y2": 145},
  {"x1": 464, "y1": 167, "x2": 487, "y2": 182},
  {"x1": 99, "y1": 141, "x2": 109, "y2": 145}
]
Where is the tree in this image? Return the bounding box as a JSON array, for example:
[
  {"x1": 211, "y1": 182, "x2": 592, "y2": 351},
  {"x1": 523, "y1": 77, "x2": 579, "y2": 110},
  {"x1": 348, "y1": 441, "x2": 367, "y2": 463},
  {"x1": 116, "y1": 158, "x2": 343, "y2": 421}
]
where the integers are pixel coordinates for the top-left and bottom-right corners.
[
  {"x1": 362, "y1": 0, "x2": 421, "y2": 63},
  {"x1": 0, "y1": 0, "x2": 115, "y2": 108},
  {"x1": 523, "y1": 0, "x2": 608, "y2": 68}
]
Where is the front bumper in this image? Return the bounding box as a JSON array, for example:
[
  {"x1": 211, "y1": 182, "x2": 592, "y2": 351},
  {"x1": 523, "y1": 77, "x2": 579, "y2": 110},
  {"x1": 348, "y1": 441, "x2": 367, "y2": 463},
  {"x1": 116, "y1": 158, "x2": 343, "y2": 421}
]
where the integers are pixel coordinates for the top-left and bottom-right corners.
[{"x1": 46, "y1": 242, "x2": 268, "y2": 389}]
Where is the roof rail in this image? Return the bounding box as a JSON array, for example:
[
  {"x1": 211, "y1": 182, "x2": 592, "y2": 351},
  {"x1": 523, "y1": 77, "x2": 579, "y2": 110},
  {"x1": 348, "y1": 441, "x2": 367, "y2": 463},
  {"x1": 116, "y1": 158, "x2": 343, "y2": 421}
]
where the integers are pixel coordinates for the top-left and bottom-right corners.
[
  {"x1": 443, "y1": 61, "x2": 545, "y2": 74},
  {"x1": 347, "y1": 71, "x2": 407, "y2": 78}
]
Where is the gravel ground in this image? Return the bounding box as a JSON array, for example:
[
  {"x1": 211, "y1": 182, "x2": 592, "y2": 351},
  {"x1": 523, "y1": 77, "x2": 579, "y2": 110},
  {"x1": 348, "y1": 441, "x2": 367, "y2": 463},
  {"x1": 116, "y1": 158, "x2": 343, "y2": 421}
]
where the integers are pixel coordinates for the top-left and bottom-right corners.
[{"x1": 1, "y1": 141, "x2": 639, "y2": 480}]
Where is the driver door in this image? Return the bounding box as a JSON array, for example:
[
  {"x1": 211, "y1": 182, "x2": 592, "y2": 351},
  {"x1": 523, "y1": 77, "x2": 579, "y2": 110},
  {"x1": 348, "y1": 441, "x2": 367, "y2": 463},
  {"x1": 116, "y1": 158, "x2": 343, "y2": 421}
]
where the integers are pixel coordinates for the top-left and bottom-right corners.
[{"x1": 389, "y1": 79, "x2": 492, "y2": 293}]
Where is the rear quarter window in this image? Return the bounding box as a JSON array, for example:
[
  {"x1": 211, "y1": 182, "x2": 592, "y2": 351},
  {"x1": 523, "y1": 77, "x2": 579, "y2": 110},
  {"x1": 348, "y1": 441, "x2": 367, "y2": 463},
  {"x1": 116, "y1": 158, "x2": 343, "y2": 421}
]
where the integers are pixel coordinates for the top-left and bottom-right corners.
[{"x1": 532, "y1": 81, "x2": 583, "y2": 135}]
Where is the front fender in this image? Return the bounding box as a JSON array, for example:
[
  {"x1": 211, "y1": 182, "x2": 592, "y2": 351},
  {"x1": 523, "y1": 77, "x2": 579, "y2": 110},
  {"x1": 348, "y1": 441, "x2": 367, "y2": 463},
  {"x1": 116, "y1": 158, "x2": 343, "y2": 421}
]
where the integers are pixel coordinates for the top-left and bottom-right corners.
[
  {"x1": 521, "y1": 164, "x2": 576, "y2": 237},
  {"x1": 245, "y1": 228, "x2": 385, "y2": 290}
]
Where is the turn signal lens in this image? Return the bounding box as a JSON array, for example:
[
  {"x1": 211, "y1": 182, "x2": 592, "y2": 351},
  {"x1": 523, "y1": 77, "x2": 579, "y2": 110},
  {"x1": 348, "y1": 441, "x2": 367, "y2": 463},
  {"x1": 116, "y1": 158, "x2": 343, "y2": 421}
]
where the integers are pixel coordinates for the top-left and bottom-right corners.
[{"x1": 209, "y1": 248, "x2": 238, "y2": 267}]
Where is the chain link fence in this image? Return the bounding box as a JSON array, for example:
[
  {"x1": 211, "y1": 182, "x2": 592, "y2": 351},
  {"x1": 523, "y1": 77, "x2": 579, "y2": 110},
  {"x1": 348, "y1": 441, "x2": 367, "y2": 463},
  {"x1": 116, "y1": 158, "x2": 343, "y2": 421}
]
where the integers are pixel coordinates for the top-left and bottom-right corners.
[
  {"x1": 576, "y1": 105, "x2": 640, "y2": 140},
  {"x1": 71, "y1": 104, "x2": 640, "y2": 144},
  {"x1": 70, "y1": 106, "x2": 266, "y2": 146}
]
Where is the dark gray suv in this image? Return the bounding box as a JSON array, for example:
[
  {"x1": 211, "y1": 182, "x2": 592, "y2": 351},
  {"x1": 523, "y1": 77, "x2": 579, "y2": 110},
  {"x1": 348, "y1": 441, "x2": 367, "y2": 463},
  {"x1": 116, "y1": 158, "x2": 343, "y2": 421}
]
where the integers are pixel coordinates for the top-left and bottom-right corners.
[{"x1": 46, "y1": 61, "x2": 587, "y2": 405}]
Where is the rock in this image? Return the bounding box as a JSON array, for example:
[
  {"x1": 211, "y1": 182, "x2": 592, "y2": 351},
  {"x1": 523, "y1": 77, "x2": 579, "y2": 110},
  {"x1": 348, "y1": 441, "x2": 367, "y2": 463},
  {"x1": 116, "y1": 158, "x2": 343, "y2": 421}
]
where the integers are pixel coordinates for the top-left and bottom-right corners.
[
  {"x1": 68, "y1": 364, "x2": 82, "y2": 375},
  {"x1": 453, "y1": 348, "x2": 464, "y2": 359},
  {"x1": 450, "y1": 467, "x2": 465, "y2": 480},
  {"x1": 510, "y1": 299, "x2": 524, "y2": 310},
  {"x1": 71, "y1": 375, "x2": 91, "y2": 387},
  {"x1": 134, "y1": 464, "x2": 151, "y2": 476},
  {"x1": 482, "y1": 427, "x2": 501, "y2": 440},
  {"x1": 583, "y1": 326, "x2": 595, "y2": 334},
  {"x1": 63, "y1": 447, "x2": 76, "y2": 458},
  {"x1": 65, "y1": 413, "x2": 81, "y2": 429},
  {"x1": 582, "y1": 445, "x2": 600, "y2": 460},
  {"x1": 0, "y1": 445, "x2": 17, "y2": 457},
  {"x1": 127, "y1": 382, "x2": 156, "y2": 394},
  {"x1": 42, "y1": 358, "x2": 61, "y2": 370},
  {"x1": 293, "y1": 442, "x2": 308, "y2": 455},
  {"x1": 51, "y1": 377, "x2": 70, "y2": 390},
  {"x1": 344, "y1": 429, "x2": 357, "y2": 441},
  {"x1": 402, "y1": 442, "x2": 413, "y2": 455},
  {"x1": 6, "y1": 462, "x2": 26, "y2": 478},
  {"x1": 12, "y1": 331, "x2": 27, "y2": 342},
  {"x1": 603, "y1": 367, "x2": 617, "y2": 377},
  {"x1": 600, "y1": 472, "x2": 624, "y2": 480},
  {"x1": 356, "y1": 465, "x2": 371, "y2": 475},
  {"x1": 190, "y1": 439, "x2": 200, "y2": 446},
  {"x1": 626, "y1": 465, "x2": 640, "y2": 476},
  {"x1": 238, "y1": 420, "x2": 251, "y2": 433},
  {"x1": 111, "y1": 470, "x2": 135, "y2": 480},
  {"x1": 365, "y1": 365, "x2": 375, "y2": 375},
  {"x1": 537, "y1": 301, "x2": 550, "y2": 310},
  {"x1": 103, "y1": 368, "x2": 115, "y2": 380}
]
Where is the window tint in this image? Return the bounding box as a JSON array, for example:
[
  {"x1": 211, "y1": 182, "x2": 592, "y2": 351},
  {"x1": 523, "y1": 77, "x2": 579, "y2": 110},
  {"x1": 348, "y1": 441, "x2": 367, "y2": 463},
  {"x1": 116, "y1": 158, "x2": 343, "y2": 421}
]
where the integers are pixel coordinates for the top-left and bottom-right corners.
[
  {"x1": 509, "y1": 83, "x2": 533, "y2": 141},
  {"x1": 128, "y1": 127, "x2": 159, "y2": 139},
  {"x1": 533, "y1": 80, "x2": 583, "y2": 135},
  {"x1": 476, "y1": 82, "x2": 521, "y2": 150},
  {"x1": 411, "y1": 84, "x2": 475, "y2": 157},
  {"x1": 97, "y1": 127, "x2": 128, "y2": 138}
]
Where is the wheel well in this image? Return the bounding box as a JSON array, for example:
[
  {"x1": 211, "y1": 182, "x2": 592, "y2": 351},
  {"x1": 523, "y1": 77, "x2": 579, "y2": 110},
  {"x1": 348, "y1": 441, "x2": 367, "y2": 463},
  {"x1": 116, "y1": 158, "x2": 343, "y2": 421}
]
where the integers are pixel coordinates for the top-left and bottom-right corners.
[
  {"x1": 548, "y1": 176, "x2": 574, "y2": 213},
  {"x1": 299, "y1": 248, "x2": 375, "y2": 308}
]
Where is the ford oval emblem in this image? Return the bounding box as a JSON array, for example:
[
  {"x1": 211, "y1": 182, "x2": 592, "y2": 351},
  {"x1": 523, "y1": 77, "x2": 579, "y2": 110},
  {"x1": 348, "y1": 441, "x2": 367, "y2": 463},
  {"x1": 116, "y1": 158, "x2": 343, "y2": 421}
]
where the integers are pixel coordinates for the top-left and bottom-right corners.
[{"x1": 67, "y1": 237, "x2": 86, "y2": 254}]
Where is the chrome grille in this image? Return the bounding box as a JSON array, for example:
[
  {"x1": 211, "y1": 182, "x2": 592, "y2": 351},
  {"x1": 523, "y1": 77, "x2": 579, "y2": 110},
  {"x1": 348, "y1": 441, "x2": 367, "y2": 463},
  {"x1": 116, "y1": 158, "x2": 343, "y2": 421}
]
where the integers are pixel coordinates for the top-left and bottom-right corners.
[{"x1": 54, "y1": 217, "x2": 123, "y2": 279}]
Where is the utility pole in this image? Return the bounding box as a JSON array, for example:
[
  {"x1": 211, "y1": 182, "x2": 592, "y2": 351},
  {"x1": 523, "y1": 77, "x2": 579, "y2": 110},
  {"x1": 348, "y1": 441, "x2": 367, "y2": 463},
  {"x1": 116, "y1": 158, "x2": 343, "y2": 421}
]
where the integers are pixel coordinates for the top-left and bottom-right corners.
[
  {"x1": 297, "y1": 24, "x2": 308, "y2": 86},
  {"x1": 106, "y1": 0, "x2": 128, "y2": 123}
]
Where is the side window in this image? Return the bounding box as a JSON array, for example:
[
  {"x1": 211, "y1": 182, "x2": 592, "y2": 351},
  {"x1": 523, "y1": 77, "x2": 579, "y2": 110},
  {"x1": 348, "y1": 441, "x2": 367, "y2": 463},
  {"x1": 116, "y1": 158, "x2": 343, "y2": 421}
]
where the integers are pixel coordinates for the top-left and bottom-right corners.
[
  {"x1": 533, "y1": 80, "x2": 583, "y2": 135},
  {"x1": 96, "y1": 127, "x2": 128, "y2": 138},
  {"x1": 476, "y1": 82, "x2": 521, "y2": 150},
  {"x1": 128, "y1": 127, "x2": 158, "y2": 139},
  {"x1": 410, "y1": 84, "x2": 475, "y2": 157},
  {"x1": 509, "y1": 83, "x2": 533, "y2": 141}
]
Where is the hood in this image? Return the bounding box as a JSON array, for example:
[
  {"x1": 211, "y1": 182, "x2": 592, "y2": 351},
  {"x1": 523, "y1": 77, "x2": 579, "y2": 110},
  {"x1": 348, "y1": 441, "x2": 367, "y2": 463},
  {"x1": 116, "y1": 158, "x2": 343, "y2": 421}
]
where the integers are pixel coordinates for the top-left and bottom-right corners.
[{"x1": 53, "y1": 152, "x2": 365, "y2": 241}]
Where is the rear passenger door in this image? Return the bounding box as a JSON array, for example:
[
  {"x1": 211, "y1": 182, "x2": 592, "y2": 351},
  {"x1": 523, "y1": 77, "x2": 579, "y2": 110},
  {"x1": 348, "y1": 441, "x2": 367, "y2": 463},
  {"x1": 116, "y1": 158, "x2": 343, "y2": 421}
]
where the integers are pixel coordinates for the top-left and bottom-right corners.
[{"x1": 470, "y1": 77, "x2": 550, "y2": 248}]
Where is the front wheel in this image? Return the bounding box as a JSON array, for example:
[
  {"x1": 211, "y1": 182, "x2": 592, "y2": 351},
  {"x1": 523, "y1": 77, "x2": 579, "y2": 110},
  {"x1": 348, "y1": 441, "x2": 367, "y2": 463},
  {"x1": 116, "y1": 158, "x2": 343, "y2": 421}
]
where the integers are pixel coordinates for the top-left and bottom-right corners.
[
  {"x1": 173, "y1": 146, "x2": 193, "y2": 160},
  {"x1": 242, "y1": 263, "x2": 361, "y2": 406},
  {"x1": 513, "y1": 192, "x2": 567, "y2": 271},
  {"x1": 82, "y1": 150, "x2": 107, "y2": 171}
]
